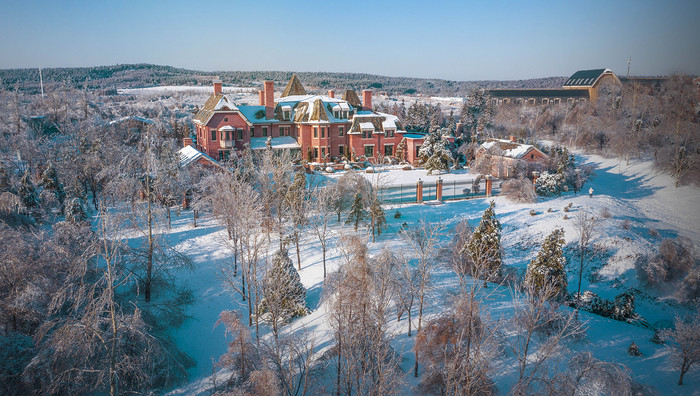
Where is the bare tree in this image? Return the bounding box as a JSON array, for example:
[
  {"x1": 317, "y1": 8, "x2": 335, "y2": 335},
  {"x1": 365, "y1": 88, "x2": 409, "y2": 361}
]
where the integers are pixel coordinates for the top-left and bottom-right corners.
[
  {"x1": 509, "y1": 280, "x2": 587, "y2": 394},
  {"x1": 401, "y1": 219, "x2": 444, "y2": 376},
  {"x1": 309, "y1": 184, "x2": 337, "y2": 278},
  {"x1": 661, "y1": 310, "x2": 700, "y2": 386},
  {"x1": 572, "y1": 207, "x2": 597, "y2": 301}
]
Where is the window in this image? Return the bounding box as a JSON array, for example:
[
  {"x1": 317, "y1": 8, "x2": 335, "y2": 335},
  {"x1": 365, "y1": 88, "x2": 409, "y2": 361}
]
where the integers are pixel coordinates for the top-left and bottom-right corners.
[
  {"x1": 321, "y1": 147, "x2": 326, "y2": 158},
  {"x1": 364, "y1": 145, "x2": 374, "y2": 157},
  {"x1": 530, "y1": 154, "x2": 535, "y2": 160},
  {"x1": 339, "y1": 126, "x2": 344, "y2": 137},
  {"x1": 211, "y1": 129, "x2": 217, "y2": 141},
  {"x1": 415, "y1": 145, "x2": 421, "y2": 158},
  {"x1": 284, "y1": 110, "x2": 290, "y2": 120},
  {"x1": 262, "y1": 126, "x2": 268, "y2": 137},
  {"x1": 386, "y1": 129, "x2": 395, "y2": 137},
  {"x1": 338, "y1": 145, "x2": 345, "y2": 157},
  {"x1": 554, "y1": 98, "x2": 561, "y2": 105},
  {"x1": 334, "y1": 110, "x2": 340, "y2": 119},
  {"x1": 313, "y1": 147, "x2": 319, "y2": 160},
  {"x1": 238, "y1": 129, "x2": 243, "y2": 140},
  {"x1": 314, "y1": 127, "x2": 318, "y2": 138},
  {"x1": 250, "y1": 127, "x2": 255, "y2": 137},
  {"x1": 224, "y1": 117, "x2": 228, "y2": 122},
  {"x1": 542, "y1": 98, "x2": 549, "y2": 105},
  {"x1": 363, "y1": 130, "x2": 372, "y2": 139},
  {"x1": 384, "y1": 144, "x2": 393, "y2": 157},
  {"x1": 321, "y1": 127, "x2": 325, "y2": 138}
]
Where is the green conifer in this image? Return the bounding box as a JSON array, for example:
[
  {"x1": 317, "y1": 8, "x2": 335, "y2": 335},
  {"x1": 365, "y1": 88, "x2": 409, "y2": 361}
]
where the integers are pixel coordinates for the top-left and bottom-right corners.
[
  {"x1": 525, "y1": 228, "x2": 568, "y2": 299},
  {"x1": 462, "y1": 200, "x2": 502, "y2": 278},
  {"x1": 345, "y1": 193, "x2": 368, "y2": 231}
]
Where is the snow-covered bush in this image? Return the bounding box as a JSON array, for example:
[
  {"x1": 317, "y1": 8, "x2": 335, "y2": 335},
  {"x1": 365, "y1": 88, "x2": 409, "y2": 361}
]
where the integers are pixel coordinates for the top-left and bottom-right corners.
[
  {"x1": 636, "y1": 237, "x2": 697, "y2": 290},
  {"x1": 419, "y1": 128, "x2": 454, "y2": 175},
  {"x1": 501, "y1": 178, "x2": 536, "y2": 203},
  {"x1": 534, "y1": 171, "x2": 563, "y2": 196}
]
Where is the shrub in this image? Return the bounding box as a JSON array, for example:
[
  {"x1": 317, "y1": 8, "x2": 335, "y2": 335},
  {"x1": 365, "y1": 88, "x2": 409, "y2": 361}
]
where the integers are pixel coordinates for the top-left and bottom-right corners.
[
  {"x1": 648, "y1": 228, "x2": 660, "y2": 238},
  {"x1": 394, "y1": 210, "x2": 401, "y2": 219},
  {"x1": 636, "y1": 237, "x2": 696, "y2": 288},
  {"x1": 621, "y1": 219, "x2": 631, "y2": 230},
  {"x1": 564, "y1": 202, "x2": 573, "y2": 212},
  {"x1": 600, "y1": 207, "x2": 612, "y2": 218},
  {"x1": 563, "y1": 214, "x2": 569, "y2": 220},
  {"x1": 530, "y1": 209, "x2": 537, "y2": 216},
  {"x1": 501, "y1": 178, "x2": 536, "y2": 203},
  {"x1": 534, "y1": 171, "x2": 564, "y2": 196}
]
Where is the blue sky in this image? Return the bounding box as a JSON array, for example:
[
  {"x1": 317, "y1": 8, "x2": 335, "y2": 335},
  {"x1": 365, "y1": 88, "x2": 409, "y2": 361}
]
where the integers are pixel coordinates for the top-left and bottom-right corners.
[{"x1": 1, "y1": 0, "x2": 698, "y2": 80}]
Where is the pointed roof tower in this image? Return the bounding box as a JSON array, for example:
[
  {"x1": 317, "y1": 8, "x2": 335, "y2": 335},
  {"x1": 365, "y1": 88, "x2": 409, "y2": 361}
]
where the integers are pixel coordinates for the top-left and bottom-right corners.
[
  {"x1": 281, "y1": 74, "x2": 306, "y2": 97},
  {"x1": 342, "y1": 89, "x2": 362, "y2": 109}
]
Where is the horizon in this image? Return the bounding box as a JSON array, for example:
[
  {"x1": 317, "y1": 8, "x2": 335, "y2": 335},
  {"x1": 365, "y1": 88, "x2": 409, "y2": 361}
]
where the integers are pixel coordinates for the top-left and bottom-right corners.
[{"x1": 1, "y1": 0, "x2": 699, "y2": 81}]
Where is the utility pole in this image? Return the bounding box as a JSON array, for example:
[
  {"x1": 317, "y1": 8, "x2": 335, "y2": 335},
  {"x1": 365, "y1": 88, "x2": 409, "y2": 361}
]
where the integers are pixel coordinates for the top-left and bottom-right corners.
[{"x1": 627, "y1": 57, "x2": 631, "y2": 78}]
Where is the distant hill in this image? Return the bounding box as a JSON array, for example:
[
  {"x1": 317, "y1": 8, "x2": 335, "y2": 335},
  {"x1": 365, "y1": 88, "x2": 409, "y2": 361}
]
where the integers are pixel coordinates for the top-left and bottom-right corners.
[{"x1": 0, "y1": 63, "x2": 567, "y2": 96}]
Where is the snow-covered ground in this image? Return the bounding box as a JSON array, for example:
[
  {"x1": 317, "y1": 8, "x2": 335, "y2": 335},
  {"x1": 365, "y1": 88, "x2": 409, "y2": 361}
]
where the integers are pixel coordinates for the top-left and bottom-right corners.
[{"x1": 159, "y1": 153, "x2": 700, "y2": 395}]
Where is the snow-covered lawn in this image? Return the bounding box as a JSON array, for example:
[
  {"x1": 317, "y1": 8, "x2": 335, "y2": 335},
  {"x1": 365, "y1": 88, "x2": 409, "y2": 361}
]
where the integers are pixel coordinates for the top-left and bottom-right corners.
[{"x1": 163, "y1": 153, "x2": 700, "y2": 394}]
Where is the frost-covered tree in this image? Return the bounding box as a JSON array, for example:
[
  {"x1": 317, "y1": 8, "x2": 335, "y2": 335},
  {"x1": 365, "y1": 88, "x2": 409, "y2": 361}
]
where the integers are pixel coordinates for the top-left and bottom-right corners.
[
  {"x1": 661, "y1": 311, "x2": 700, "y2": 386},
  {"x1": 258, "y1": 247, "x2": 308, "y2": 338},
  {"x1": 525, "y1": 228, "x2": 567, "y2": 300},
  {"x1": 64, "y1": 197, "x2": 88, "y2": 224},
  {"x1": 345, "y1": 193, "x2": 367, "y2": 232},
  {"x1": 18, "y1": 170, "x2": 39, "y2": 209},
  {"x1": 462, "y1": 201, "x2": 502, "y2": 280},
  {"x1": 461, "y1": 88, "x2": 493, "y2": 140},
  {"x1": 395, "y1": 137, "x2": 407, "y2": 163},
  {"x1": 369, "y1": 198, "x2": 386, "y2": 242},
  {"x1": 419, "y1": 128, "x2": 454, "y2": 174},
  {"x1": 40, "y1": 161, "x2": 65, "y2": 210},
  {"x1": 534, "y1": 171, "x2": 564, "y2": 196}
]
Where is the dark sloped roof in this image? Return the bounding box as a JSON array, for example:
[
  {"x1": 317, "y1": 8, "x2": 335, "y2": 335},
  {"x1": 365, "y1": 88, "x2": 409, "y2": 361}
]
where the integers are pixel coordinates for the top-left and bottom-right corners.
[
  {"x1": 309, "y1": 99, "x2": 329, "y2": 122},
  {"x1": 293, "y1": 102, "x2": 310, "y2": 122},
  {"x1": 564, "y1": 69, "x2": 607, "y2": 87},
  {"x1": 342, "y1": 90, "x2": 362, "y2": 109},
  {"x1": 488, "y1": 89, "x2": 589, "y2": 98},
  {"x1": 282, "y1": 74, "x2": 306, "y2": 97},
  {"x1": 194, "y1": 93, "x2": 225, "y2": 124}
]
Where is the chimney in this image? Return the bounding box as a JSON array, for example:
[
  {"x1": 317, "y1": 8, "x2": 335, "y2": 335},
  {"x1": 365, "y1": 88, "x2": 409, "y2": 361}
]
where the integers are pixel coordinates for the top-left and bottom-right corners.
[
  {"x1": 264, "y1": 80, "x2": 274, "y2": 119},
  {"x1": 213, "y1": 78, "x2": 222, "y2": 95},
  {"x1": 183, "y1": 137, "x2": 193, "y2": 148},
  {"x1": 259, "y1": 90, "x2": 265, "y2": 106},
  {"x1": 327, "y1": 89, "x2": 335, "y2": 98},
  {"x1": 362, "y1": 90, "x2": 372, "y2": 111}
]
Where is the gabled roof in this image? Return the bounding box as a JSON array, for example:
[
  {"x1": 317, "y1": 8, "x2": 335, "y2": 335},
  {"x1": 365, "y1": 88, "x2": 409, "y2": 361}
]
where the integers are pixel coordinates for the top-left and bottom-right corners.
[
  {"x1": 478, "y1": 139, "x2": 547, "y2": 159},
  {"x1": 342, "y1": 90, "x2": 362, "y2": 109},
  {"x1": 309, "y1": 99, "x2": 329, "y2": 122},
  {"x1": 179, "y1": 145, "x2": 219, "y2": 167},
  {"x1": 563, "y1": 69, "x2": 611, "y2": 87},
  {"x1": 193, "y1": 93, "x2": 240, "y2": 124},
  {"x1": 282, "y1": 74, "x2": 306, "y2": 97}
]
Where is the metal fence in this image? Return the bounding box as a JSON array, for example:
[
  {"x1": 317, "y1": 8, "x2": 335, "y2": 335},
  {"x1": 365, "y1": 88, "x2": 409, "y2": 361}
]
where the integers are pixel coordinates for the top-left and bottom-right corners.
[{"x1": 377, "y1": 178, "x2": 500, "y2": 204}]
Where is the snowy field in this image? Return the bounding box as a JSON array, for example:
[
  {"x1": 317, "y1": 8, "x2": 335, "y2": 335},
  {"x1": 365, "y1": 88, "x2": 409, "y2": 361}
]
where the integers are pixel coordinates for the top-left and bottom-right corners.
[{"x1": 150, "y1": 152, "x2": 700, "y2": 395}]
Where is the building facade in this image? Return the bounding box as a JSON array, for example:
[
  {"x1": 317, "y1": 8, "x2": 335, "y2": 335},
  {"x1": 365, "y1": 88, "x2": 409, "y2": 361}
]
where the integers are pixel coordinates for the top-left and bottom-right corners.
[
  {"x1": 488, "y1": 68, "x2": 622, "y2": 106},
  {"x1": 192, "y1": 75, "x2": 422, "y2": 164}
]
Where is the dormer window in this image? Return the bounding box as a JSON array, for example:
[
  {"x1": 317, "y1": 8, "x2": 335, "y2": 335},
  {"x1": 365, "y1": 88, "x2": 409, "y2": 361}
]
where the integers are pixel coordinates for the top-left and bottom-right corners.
[{"x1": 281, "y1": 105, "x2": 292, "y2": 120}]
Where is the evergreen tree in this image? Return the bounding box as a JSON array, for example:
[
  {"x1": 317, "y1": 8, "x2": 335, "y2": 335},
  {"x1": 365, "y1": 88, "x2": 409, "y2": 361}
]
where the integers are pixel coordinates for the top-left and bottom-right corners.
[
  {"x1": 395, "y1": 137, "x2": 407, "y2": 163},
  {"x1": 534, "y1": 171, "x2": 564, "y2": 196},
  {"x1": 462, "y1": 200, "x2": 502, "y2": 279},
  {"x1": 345, "y1": 193, "x2": 368, "y2": 231},
  {"x1": 525, "y1": 228, "x2": 567, "y2": 299},
  {"x1": 369, "y1": 198, "x2": 386, "y2": 242},
  {"x1": 258, "y1": 247, "x2": 308, "y2": 336},
  {"x1": 461, "y1": 88, "x2": 493, "y2": 138},
  {"x1": 65, "y1": 196, "x2": 88, "y2": 224},
  {"x1": 18, "y1": 170, "x2": 39, "y2": 209},
  {"x1": 40, "y1": 161, "x2": 65, "y2": 209},
  {"x1": 419, "y1": 128, "x2": 454, "y2": 174}
]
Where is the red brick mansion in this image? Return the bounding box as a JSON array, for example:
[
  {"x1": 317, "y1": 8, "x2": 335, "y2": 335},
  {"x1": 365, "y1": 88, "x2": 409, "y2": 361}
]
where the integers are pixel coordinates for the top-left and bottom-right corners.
[{"x1": 192, "y1": 75, "x2": 425, "y2": 164}]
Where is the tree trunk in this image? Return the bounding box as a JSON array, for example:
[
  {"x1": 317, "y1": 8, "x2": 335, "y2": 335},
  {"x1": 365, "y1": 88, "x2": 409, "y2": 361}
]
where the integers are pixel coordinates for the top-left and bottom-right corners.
[
  {"x1": 295, "y1": 231, "x2": 301, "y2": 271},
  {"x1": 322, "y1": 243, "x2": 327, "y2": 278},
  {"x1": 145, "y1": 173, "x2": 154, "y2": 303}
]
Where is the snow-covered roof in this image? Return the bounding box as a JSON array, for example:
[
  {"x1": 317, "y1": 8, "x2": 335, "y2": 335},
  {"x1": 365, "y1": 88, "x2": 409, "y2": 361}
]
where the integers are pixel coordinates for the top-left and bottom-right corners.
[
  {"x1": 213, "y1": 96, "x2": 238, "y2": 111},
  {"x1": 275, "y1": 94, "x2": 345, "y2": 104},
  {"x1": 249, "y1": 136, "x2": 301, "y2": 150},
  {"x1": 360, "y1": 122, "x2": 375, "y2": 131},
  {"x1": 480, "y1": 139, "x2": 543, "y2": 159},
  {"x1": 179, "y1": 145, "x2": 219, "y2": 167},
  {"x1": 218, "y1": 125, "x2": 235, "y2": 131}
]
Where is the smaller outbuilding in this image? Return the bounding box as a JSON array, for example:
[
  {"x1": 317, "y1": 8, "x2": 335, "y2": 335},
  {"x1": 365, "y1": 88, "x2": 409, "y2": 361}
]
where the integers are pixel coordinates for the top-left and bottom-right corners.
[{"x1": 474, "y1": 138, "x2": 548, "y2": 178}]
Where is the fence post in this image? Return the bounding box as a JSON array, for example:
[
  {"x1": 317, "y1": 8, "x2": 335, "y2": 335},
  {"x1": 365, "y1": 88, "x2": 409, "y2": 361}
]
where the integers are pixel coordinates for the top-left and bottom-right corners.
[
  {"x1": 486, "y1": 175, "x2": 492, "y2": 197},
  {"x1": 436, "y1": 177, "x2": 443, "y2": 202},
  {"x1": 532, "y1": 171, "x2": 540, "y2": 191},
  {"x1": 416, "y1": 179, "x2": 423, "y2": 204}
]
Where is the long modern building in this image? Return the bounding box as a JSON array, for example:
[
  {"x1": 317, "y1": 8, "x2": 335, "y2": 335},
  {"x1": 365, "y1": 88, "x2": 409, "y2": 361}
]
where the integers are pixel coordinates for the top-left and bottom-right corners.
[
  {"x1": 192, "y1": 75, "x2": 425, "y2": 164},
  {"x1": 488, "y1": 68, "x2": 622, "y2": 106}
]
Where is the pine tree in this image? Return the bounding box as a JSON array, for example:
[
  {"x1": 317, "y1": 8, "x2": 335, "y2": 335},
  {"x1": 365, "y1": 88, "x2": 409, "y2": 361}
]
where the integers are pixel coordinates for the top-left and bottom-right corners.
[
  {"x1": 525, "y1": 228, "x2": 567, "y2": 299},
  {"x1": 18, "y1": 170, "x2": 39, "y2": 208},
  {"x1": 534, "y1": 171, "x2": 564, "y2": 196},
  {"x1": 419, "y1": 128, "x2": 454, "y2": 174},
  {"x1": 395, "y1": 137, "x2": 407, "y2": 163},
  {"x1": 65, "y1": 197, "x2": 87, "y2": 224},
  {"x1": 462, "y1": 200, "x2": 502, "y2": 279},
  {"x1": 369, "y1": 198, "x2": 386, "y2": 242},
  {"x1": 345, "y1": 193, "x2": 367, "y2": 231},
  {"x1": 258, "y1": 247, "x2": 308, "y2": 336},
  {"x1": 40, "y1": 161, "x2": 65, "y2": 209}
]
